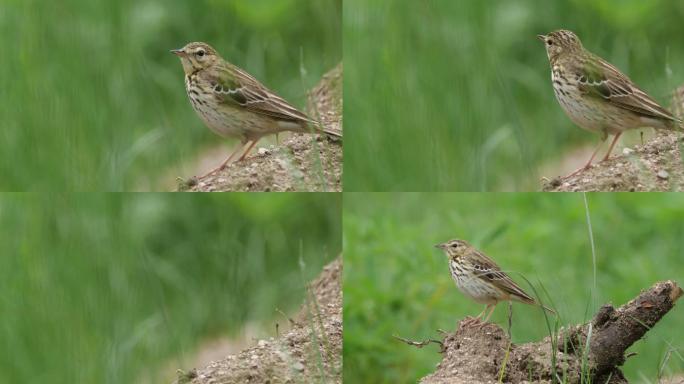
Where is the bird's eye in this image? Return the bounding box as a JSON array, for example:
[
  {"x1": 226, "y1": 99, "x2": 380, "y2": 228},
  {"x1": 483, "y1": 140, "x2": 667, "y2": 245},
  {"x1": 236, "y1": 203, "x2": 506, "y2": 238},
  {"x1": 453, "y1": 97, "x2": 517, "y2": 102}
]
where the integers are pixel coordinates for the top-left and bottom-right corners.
[
  {"x1": 547, "y1": 40, "x2": 553, "y2": 46},
  {"x1": 451, "y1": 243, "x2": 459, "y2": 248},
  {"x1": 196, "y1": 50, "x2": 205, "y2": 57}
]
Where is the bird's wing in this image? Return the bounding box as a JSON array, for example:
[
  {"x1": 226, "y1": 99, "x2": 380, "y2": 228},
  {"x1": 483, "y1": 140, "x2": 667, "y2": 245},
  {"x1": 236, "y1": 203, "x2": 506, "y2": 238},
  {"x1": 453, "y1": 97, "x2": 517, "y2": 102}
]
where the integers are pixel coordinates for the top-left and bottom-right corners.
[
  {"x1": 211, "y1": 64, "x2": 312, "y2": 124},
  {"x1": 576, "y1": 56, "x2": 678, "y2": 122},
  {"x1": 469, "y1": 249, "x2": 535, "y2": 303}
]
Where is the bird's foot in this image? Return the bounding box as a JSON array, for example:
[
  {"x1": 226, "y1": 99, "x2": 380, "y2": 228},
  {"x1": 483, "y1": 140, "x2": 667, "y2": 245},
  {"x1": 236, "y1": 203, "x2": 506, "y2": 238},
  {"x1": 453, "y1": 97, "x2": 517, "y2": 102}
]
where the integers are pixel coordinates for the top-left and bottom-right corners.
[
  {"x1": 600, "y1": 154, "x2": 613, "y2": 163},
  {"x1": 460, "y1": 316, "x2": 482, "y2": 328},
  {"x1": 562, "y1": 163, "x2": 593, "y2": 179},
  {"x1": 198, "y1": 164, "x2": 227, "y2": 179}
]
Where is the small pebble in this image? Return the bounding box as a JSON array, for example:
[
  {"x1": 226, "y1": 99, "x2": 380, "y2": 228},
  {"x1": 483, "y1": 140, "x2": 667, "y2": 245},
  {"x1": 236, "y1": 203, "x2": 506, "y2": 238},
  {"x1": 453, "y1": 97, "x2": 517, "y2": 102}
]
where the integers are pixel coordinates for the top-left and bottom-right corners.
[
  {"x1": 657, "y1": 170, "x2": 669, "y2": 180},
  {"x1": 257, "y1": 147, "x2": 270, "y2": 155},
  {"x1": 258, "y1": 340, "x2": 269, "y2": 347},
  {"x1": 622, "y1": 147, "x2": 634, "y2": 155},
  {"x1": 292, "y1": 362, "x2": 305, "y2": 371}
]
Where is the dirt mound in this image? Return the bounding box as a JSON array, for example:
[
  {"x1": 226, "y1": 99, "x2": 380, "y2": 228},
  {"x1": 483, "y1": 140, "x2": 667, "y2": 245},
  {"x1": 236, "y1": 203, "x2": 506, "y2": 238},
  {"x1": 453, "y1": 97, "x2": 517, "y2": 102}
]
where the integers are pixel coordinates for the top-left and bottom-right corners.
[
  {"x1": 542, "y1": 132, "x2": 684, "y2": 192},
  {"x1": 174, "y1": 258, "x2": 342, "y2": 384}
]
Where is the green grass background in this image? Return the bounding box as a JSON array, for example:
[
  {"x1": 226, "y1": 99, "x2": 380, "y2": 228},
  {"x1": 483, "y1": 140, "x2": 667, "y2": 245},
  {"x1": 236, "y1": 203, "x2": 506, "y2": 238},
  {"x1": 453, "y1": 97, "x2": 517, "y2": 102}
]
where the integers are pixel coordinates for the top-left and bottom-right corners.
[
  {"x1": 344, "y1": 0, "x2": 684, "y2": 191},
  {"x1": 0, "y1": 193, "x2": 341, "y2": 383},
  {"x1": 344, "y1": 193, "x2": 684, "y2": 382},
  {"x1": 0, "y1": 0, "x2": 341, "y2": 191}
]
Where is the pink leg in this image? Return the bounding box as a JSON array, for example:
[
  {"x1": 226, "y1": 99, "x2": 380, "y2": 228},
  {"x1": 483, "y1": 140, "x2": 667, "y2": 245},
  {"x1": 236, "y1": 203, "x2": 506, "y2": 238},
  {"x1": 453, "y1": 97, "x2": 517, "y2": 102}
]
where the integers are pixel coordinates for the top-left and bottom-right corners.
[
  {"x1": 482, "y1": 304, "x2": 497, "y2": 323},
  {"x1": 601, "y1": 132, "x2": 622, "y2": 162},
  {"x1": 564, "y1": 137, "x2": 606, "y2": 178},
  {"x1": 475, "y1": 305, "x2": 488, "y2": 320},
  {"x1": 463, "y1": 305, "x2": 489, "y2": 327},
  {"x1": 199, "y1": 141, "x2": 248, "y2": 178},
  {"x1": 238, "y1": 139, "x2": 259, "y2": 161}
]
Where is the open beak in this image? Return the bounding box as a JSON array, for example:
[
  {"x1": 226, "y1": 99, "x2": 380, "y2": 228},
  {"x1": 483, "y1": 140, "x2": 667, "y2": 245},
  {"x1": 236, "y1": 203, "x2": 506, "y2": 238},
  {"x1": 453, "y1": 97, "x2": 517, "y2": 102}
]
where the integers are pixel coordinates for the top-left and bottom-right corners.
[
  {"x1": 170, "y1": 49, "x2": 184, "y2": 56},
  {"x1": 537, "y1": 34, "x2": 546, "y2": 42}
]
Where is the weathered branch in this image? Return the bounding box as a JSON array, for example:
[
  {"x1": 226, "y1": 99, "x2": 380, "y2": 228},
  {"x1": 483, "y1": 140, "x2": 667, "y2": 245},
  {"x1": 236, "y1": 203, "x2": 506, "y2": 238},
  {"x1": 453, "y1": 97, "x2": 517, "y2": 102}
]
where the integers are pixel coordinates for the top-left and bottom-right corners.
[
  {"x1": 414, "y1": 280, "x2": 681, "y2": 384},
  {"x1": 588, "y1": 281, "x2": 682, "y2": 375}
]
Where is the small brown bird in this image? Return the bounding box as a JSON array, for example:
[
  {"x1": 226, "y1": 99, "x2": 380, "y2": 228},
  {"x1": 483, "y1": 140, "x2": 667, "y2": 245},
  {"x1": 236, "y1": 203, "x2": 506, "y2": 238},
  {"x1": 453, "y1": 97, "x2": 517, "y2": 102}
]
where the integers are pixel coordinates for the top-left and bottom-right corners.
[
  {"x1": 171, "y1": 42, "x2": 341, "y2": 178},
  {"x1": 538, "y1": 30, "x2": 682, "y2": 177},
  {"x1": 435, "y1": 239, "x2": 554, "y2": 325}
]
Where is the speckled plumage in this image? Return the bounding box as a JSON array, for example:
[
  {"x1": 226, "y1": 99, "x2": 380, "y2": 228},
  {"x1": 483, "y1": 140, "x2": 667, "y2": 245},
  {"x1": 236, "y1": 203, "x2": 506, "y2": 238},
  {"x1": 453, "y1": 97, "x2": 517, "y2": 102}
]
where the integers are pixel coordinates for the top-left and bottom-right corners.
[
  {"x1": 172, "y1": 42, "x2": 341, "y2": 177},
  {"x1": 435, "y1": 239, "x2": 553, "y2": 325}
]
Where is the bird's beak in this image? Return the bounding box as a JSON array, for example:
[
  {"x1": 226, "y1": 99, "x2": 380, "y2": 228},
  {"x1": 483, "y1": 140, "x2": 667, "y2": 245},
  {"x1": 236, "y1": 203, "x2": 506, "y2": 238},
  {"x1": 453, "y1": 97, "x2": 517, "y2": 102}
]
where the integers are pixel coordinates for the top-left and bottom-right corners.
[
  {"x1": 434, "y1": 243, "x2": 445, "y2": 250},
  {"x1": 170, "y1": 49, "x2": 184, "y2": 56},
  {"x1": 537, "y1": 34, "x2": 546, "y2": 42}
]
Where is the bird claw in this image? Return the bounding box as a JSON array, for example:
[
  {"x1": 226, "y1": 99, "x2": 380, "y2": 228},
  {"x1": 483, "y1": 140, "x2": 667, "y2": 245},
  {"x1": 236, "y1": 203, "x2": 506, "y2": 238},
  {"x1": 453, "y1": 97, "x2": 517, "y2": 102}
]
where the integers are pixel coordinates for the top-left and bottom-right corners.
[
  {"x1": 460, "y1": 316, "x2": 483, "y2": 328},
  {"x1": 198, "y1": 165, "x2": 227, "y2": 179},
  {"x1": 563, "y1": 163, "x2": 593, "y2": 179}
]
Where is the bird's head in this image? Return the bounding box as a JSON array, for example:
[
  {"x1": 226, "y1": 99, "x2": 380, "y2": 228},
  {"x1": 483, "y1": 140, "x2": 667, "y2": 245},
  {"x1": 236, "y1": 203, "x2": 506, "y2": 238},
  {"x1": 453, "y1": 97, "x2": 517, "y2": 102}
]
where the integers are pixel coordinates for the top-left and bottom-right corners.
[
  {"x1": 171, "y1": 42, "x2": 221, "y2": 74},
  {"x1": 537, "y1": 29, "x2": 583, "y2": 62},
  {"x1": 435, "y1": 239, "x2": 471, "y2": 259}
]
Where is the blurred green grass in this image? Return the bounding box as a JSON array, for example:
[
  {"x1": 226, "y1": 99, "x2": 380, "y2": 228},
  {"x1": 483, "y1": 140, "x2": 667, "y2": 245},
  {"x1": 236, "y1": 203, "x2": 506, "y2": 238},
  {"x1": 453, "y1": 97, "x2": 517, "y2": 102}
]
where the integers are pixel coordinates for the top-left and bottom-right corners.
[
  {"x1": 0, "y1": 193, "x2": 341, "y2": 383},
  {"x1": 344, "y1": 0, "x2": 684, "y2": 191},
  {"x1": 0, "y1": 0, "x2": 341, "y2": 191},
  {"x1": 343, "y1": 193, "x2": 684, "y2": 382}
]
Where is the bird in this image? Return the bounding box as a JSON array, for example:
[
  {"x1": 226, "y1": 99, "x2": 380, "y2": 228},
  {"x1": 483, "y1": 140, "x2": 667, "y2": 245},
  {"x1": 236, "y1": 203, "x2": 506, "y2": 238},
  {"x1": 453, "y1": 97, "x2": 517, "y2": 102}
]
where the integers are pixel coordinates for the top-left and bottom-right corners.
[
  {"x1": 435, "y1": 239, "x2": 554, "y2": 325},
  {"x1": 538, "y1": 29, "x2": 681, "y2": 177},
  {"x1": 171, "y1": 42, "x2": 341, "y2": 178}
]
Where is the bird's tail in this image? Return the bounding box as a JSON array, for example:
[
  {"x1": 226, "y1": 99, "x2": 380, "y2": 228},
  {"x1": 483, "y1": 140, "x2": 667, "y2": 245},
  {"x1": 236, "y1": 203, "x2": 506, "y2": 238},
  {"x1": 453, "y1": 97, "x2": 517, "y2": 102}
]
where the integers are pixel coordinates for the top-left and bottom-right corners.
[
  {"x1": 513, "y1": 294, "x2": 556, "y2": 315},
  {"x1": 321, "y1": 127, "x2": 342, "y2": 138},
  {"x1": 540, "y1": 303, "x2": 556, "y2": 315},
  {"x1": 305, "y1": 120, "x2": 342, "y2": 139},
  {"x1": 280, "y1": 119, "x2": 342, "y2": 139}
]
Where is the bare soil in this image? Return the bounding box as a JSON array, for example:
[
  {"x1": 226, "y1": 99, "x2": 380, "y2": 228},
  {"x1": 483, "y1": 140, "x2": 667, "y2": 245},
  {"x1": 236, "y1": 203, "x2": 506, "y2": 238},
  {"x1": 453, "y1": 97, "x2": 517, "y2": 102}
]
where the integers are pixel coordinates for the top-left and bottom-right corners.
[
  {"x1": 542, "y1": 131, "x2": 684, "y2": 192},
  {"x1": 173, "y1": 258, "x2": 342, "y2": 384},
  {"x1": 179, "y1": 64, "x2": 343, "y2": 192}
]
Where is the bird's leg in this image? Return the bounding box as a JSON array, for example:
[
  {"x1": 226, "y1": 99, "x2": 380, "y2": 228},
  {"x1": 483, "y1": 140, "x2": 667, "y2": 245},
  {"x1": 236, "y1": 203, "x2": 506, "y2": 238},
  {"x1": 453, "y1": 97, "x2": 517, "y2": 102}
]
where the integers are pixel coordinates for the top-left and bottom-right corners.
[
  {"x1": 462, "y1": 305, "x2": 489, "y2": 327},
  {"x1": 601, "y1": 132, "x2": 622, "y2": 162},
  {"x1": 475, "y1": 305, "x2": 489, "y2": 321},
  {"x1": 563, "y1": 136, "x2": 606, "y2": 178},
  {"x1": 469, "y1": 304, "x2": 496, "y2": 329},
  {"x1": 199, "y1": 141, "x2": 248, "y2": 178},
  {"x1": 238, "y1": 139, "x2": 260, "y2": 161},
  {"x1": 482, "y1": 304, "x2": 497, "y2": 323}
]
